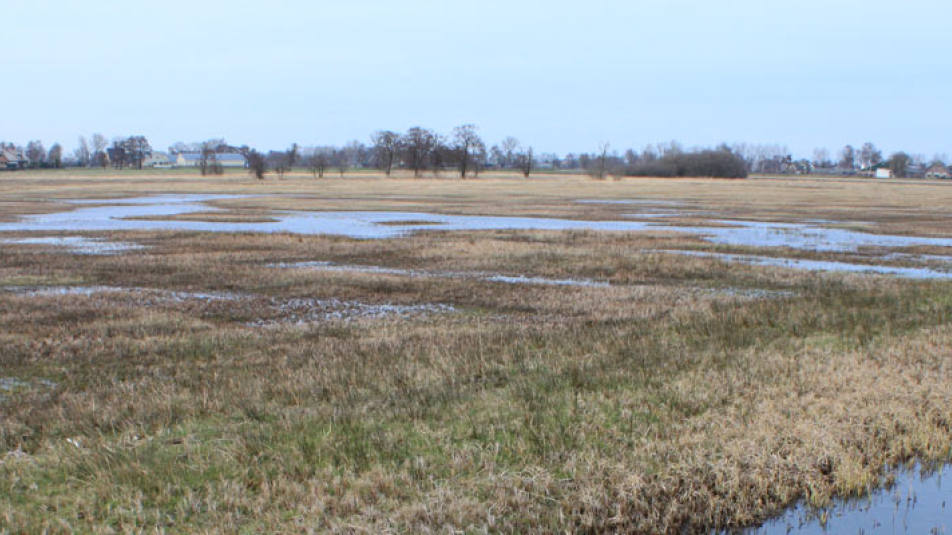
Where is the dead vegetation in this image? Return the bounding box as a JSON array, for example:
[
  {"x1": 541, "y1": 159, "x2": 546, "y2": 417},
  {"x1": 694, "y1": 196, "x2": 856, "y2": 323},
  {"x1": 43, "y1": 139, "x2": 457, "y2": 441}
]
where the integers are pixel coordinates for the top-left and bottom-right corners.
[{"x1": 2, "y1": 172, "x2": 952, "y2": 533}]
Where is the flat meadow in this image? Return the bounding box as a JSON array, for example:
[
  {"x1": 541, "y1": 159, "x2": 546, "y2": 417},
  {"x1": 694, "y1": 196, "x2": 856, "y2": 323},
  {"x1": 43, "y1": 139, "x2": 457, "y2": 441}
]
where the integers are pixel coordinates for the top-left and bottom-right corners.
[{"x1": 2, "y1": 169, "x2": 952, "y2": 533}]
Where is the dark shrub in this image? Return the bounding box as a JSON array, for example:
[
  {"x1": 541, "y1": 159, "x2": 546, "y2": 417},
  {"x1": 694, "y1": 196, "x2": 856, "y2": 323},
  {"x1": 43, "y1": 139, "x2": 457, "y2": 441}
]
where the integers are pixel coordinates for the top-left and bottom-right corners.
[
  {"x1": 626, "y1": 150, "x2": 747, "y2": 179},
  {"x1": 626, "y1": 160, "x2": 679, "y2": 177}
]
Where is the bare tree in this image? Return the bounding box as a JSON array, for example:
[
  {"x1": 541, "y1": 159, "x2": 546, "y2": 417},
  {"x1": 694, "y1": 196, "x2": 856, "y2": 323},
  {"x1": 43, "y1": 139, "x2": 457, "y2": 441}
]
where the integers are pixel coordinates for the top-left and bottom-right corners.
[
  {"x1": 889, "y1": 152, "x2": 911, "y2": 178},
  {"x1": 517, "y1": 146, "x2": 534, "y2": 178},
  {"x1": 401, "y1": 127, "x2": 437, "y2": 178},
  {"x1": 592, "y1": 142, "x2": 610, "y2": 180},
  {"x1": 452, "y1": 124, "x2": 484, "y2": 178},
  {"x1": 110, "y1": 139, "x2": 125, "y2": 170},
  {"x1": 245, "y1": 150, "x2": 266, "y2": 180},
  {"x1": 371, "y1": 131, "x2": 400, "y2": 176},
  {"x1": 287, "y1": 143, "x2": 300, "y2": 169},
  {"x1": 198, "y1": 140, "x2": 221, "y2": 176},
  {"x1": 500, "y1": 136, "x2": 520, "y2": 169},
  {"x1": 430, "y1": 136, "x2": 449, "y2": 176},
  {"x1": 640, "y1": 145, "x2": 658, "y2": 163},
  {"x1": 47, "y1": 144, "x2": 63, "y2": 168},
  {"x1": 25, "y1": 140, "x2": 46, "y2": 168},
  {"x1": 859, "y1": 142, "x2": 882, "y2": 171},
  {"x1": 812, "y1": 148, "x2": 830, "y2": 170},
  {"x1": 269, "y1": 150, "x2": 289, "y2": 179},
  {"x1": 344, "y1": 140, "x2": 364, "y2": 170},
  {"x1": 334, "y1": 148, "x2": 350, "y2": 177},
  {"x1": 91, "y1": 133, "x2": 108, "y2": 169},
  {"x1": 307, "y1": 148, "x2": 331, "y2": 178},
  {"x1": 656, "y1": 140, "x2": 683, "y2": 158},
  {"x1": 839, "y1": 145, "x2": 856, "y2": 172},
  {"x1": 110, "y1": 136, "x2": 151, "y2": 169},
  {"x1": 76, "y1": 136, "x2": 91, "y2": 167},
  {"x1": 624, "y1": 149, "x2": 639, "y2": 168},
  {"x1": 111, "y1": 139, "x2": 127, "y2": 170}
]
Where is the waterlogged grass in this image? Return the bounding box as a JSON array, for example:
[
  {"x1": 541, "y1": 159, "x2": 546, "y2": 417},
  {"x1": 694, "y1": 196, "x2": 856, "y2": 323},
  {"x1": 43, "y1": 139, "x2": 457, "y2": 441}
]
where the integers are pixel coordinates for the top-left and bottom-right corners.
[
  {"x1": 3, "y1": 174, "x2": 952, "y2": 532},
  {"x1": 4, "y1": 268, "x2": 952, "y2": 532}
]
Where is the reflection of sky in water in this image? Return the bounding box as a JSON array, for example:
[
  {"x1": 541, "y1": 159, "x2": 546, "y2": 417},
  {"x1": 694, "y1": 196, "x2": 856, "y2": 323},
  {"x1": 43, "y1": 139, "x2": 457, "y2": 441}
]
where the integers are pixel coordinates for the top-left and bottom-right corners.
[
  {"x1": 0, "y1": 195, "x2": 661, "y2": 239},
  {"x1": 4, "y1": 196, "x2": 952, "y2": 255},
  {"x1": 662, "y1": 220, "x2": 952, "y2": 252},
  {"x1": 750, "y1": 464, "x2": 951, "y2": 535},
  {"x1": 665, "y1": 250, "x2": 952, "y2": 279},
  {"x1": 1, "y1": 236, "x2": 143, "y2": 255},
  {"x1": 273, "y1": 261, "x2": 610, "y2": 288}
]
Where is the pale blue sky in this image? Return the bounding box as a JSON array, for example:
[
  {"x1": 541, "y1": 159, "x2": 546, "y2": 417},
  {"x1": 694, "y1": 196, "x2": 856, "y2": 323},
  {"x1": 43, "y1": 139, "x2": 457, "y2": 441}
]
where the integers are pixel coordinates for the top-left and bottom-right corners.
[{"x1": 4, "y1": 0, "x2": 950, "y2": 158}]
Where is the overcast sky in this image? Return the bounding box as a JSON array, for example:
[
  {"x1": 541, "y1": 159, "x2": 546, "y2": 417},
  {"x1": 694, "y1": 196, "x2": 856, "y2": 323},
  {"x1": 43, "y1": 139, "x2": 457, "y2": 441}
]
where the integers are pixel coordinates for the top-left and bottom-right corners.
[{"x1": 3, "y1": 0, "x2": 950, "y2": 158}]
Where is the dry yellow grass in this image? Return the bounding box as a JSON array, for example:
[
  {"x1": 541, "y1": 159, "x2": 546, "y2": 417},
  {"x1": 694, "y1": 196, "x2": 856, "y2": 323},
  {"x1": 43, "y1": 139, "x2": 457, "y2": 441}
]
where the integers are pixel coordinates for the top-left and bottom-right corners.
[{"x1": 1, "y1": 169, "x2": 952, "y2": 533}]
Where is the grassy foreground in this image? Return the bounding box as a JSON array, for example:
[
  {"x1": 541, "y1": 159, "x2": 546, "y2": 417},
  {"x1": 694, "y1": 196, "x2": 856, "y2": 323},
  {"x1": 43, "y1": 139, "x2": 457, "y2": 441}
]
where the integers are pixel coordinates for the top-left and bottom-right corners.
[{"x1": 2, "y1": 171, "x2": 952, "y2": 533}]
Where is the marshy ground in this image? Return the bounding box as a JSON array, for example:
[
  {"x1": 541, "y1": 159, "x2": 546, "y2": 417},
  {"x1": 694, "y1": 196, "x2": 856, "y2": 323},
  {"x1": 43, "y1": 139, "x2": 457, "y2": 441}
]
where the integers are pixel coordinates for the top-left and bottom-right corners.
[{"x1": 2, "y1": 169, "x2": 952, "y2": 533}]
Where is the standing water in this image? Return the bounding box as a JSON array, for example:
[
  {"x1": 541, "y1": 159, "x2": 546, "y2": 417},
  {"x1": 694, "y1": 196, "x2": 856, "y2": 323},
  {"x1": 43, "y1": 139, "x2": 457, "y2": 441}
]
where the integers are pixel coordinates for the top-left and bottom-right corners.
[
  {"x1": 4, "y1": 195, "x2": 952, "y2": 253},
  {"x1": 747, "y1": 464, "x2": 951, "y2": 534}
]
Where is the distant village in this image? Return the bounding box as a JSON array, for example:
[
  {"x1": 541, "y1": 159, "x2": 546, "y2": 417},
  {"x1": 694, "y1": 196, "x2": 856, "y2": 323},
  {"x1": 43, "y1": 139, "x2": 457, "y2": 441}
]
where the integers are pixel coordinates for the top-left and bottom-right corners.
[
  {"x1": 1, "y1": 133, "x2": 949, "y2": 180},
  {"x1": 0, "y1": 138, "x2": 249, "y2": 172}
]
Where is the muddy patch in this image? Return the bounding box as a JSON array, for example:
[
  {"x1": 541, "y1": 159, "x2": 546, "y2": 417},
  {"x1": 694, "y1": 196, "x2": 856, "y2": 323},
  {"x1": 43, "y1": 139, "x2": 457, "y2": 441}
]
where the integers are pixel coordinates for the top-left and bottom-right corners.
[
  {"x1": 1, "y1": 236, "x2": 144, "y2": 255},
  {"x1": 2, "y1": 285, "x2": 455, "y2": 326},
  {"x1": 272, "y1": 261, "x2": 610, "y2": 288},
  {"x1": 248, "y1": 298, "x2": 456, "y2": 328}
]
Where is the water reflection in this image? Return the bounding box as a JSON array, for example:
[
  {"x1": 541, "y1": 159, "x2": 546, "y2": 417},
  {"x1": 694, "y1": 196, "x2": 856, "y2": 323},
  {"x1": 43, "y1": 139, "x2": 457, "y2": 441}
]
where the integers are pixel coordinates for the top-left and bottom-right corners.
[{"x1": 749, "y1": 464, "x2": 950, "y2": 534}]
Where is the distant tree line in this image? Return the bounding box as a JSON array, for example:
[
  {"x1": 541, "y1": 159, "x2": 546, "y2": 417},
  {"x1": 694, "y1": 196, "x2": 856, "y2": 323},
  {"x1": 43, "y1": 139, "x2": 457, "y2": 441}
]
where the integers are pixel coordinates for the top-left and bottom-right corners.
[{"x1": 3, "y1": 129, "x2": 949, "y2": 180}]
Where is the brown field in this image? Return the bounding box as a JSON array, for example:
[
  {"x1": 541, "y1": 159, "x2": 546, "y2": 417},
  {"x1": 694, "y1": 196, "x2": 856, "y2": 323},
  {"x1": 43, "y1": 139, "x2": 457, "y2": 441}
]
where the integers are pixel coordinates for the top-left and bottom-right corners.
[{"x1": 2, "y1": 169, "x2": 952, "y2": 533}]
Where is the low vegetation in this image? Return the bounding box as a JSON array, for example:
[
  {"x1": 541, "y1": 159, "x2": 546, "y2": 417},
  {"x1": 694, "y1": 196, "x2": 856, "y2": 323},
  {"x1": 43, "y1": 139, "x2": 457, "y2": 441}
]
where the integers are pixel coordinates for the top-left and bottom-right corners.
[{"x1": 1, "y1": 173, "x2": 952, "y2": 533}]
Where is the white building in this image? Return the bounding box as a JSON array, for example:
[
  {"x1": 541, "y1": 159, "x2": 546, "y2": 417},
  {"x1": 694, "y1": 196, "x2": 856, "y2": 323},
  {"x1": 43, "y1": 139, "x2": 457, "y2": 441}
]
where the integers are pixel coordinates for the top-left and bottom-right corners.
[{"x1": 143, "y1": 152, "x2": 171, "y2": 168}]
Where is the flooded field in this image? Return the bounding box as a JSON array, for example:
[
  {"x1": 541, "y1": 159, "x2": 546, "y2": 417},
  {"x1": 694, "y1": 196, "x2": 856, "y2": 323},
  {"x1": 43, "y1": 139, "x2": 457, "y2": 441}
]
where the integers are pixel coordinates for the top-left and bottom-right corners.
[
  {"x1": 3, "y1": 176, "x2": 952, "y2": 533},
  {"x1": 5, "y1": 195, "x2": 952, "y2": 281},
  {"x1": 3, "y1": 195, "x2": 952, "y2": 254}
]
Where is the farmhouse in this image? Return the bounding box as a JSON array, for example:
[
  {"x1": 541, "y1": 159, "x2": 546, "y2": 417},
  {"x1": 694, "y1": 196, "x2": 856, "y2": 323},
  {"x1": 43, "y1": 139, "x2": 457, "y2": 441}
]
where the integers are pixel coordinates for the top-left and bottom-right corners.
[
  {"x1": 171, "y1": 153, "x2": 247, "y2": 168},
  {"x1": 875, "y1": 168, "x2": 893, "y2": 179},
  {"x1": 0, "y1": 149, "x2": 28, "y2": 170},
  {"x1": 143, "y1": 152, "x2": 171, "y2": 168},
  {"x1": 926, "y1": 164, "x2": 951, "y2": 179}
]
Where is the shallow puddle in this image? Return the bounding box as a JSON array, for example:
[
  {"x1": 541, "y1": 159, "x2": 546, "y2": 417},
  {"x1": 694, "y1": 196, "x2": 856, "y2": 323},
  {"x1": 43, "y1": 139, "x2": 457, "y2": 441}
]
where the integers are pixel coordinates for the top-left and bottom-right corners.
[
  {"x1": 623, "y1": 212, "x2": 685, "y2": 219},
  {"x1": 0, "y1": 377, "x2": 57, "y2": 403},
  {"x1": 2, "y1": 286, "x2": 242, "y2": 301},
  {"x1": 748, "y1": 464, "x2": 951, "y2": 534},
  {"x1": 660, "y1": 220, "x2": 952, "y2": 253},
  {"x1": 1, "y1": 236, "x2": 143, "y2": 255},
  {"x1": 480, "y1": 274, "x2": 609, "y2": 287},
  {"x1": 664, "y1": 250, "x2": 952, "y2": 279},
  {"x1": 274, "y1": 261, "x2": 610, "y2": 288},
  {"x1": 576, "y1": 199, "x2": 687, "y2": 206}
]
